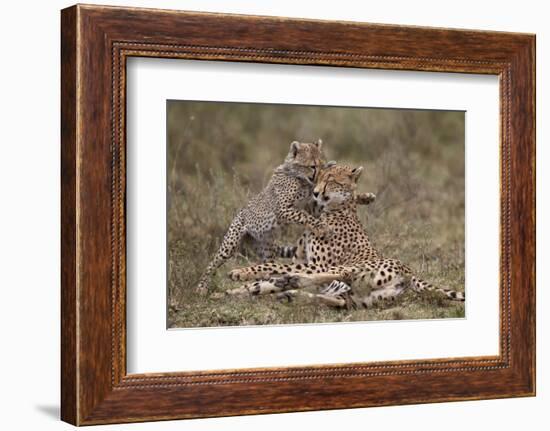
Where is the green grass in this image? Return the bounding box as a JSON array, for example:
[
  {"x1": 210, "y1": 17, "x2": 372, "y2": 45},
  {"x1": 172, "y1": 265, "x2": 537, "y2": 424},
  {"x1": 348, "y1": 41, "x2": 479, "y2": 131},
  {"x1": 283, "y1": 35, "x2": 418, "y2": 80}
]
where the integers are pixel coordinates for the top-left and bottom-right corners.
[{"x1": 167, "y1": 102, "x2": 465, "y2": 328}]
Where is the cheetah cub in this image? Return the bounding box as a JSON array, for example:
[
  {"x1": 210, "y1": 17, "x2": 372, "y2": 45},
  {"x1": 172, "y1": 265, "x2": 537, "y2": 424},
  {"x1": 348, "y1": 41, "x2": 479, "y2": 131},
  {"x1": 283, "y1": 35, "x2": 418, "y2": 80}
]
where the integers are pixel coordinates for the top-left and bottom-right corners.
[{"x1": 197, "y1": 140, "x2": 332, "y2": 293}]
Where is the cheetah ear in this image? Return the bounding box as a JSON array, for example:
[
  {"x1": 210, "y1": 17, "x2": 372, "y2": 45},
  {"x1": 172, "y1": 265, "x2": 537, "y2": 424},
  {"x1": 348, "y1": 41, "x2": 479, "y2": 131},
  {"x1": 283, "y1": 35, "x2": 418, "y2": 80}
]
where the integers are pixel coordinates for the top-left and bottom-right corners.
[
  {"x1": 323, "y1": 160, "x2": 336, "y2": 169},
  {"x1": 315, "y1": 138, "x2": 323, "y2": 150},
  {"x1": 289, "y1": 141, "x2": 300, "y2": 158},
  {"x1": 350, "y1": 166, "x2": 364, "y2": 182}
]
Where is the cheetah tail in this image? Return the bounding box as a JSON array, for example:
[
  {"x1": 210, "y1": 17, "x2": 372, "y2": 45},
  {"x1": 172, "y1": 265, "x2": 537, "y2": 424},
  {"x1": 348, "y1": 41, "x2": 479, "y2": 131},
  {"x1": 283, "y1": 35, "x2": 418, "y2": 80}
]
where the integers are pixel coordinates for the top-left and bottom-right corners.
[
  {"x1": 276, "y1": 245, "x2": 298, "y2": 259},
  {"x1": 411, "y1": 276, "x2": 465, "y2": 301}
]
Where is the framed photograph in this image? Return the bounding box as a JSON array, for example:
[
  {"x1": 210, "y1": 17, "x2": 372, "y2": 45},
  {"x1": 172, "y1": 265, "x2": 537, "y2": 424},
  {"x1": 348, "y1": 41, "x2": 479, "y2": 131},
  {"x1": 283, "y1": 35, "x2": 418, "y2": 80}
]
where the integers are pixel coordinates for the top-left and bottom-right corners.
[{"x1": 61, "y1": 4, "x2": 535, "y2": 425}]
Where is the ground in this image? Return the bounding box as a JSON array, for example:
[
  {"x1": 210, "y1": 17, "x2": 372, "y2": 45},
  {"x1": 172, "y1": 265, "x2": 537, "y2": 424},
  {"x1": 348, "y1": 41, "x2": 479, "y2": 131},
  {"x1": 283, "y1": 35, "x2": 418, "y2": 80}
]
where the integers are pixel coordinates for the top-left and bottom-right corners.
[{"x1": 166, "y1": 102, "x2": 465, "y2": 328}]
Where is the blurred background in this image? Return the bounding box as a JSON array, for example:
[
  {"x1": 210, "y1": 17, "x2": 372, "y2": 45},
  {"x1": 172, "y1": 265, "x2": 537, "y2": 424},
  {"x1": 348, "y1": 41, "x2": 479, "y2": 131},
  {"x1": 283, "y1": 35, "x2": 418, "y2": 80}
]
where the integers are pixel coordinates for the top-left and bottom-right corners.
[{"x1": 167, "y1": 100, "x2": 465, "y2": 328}]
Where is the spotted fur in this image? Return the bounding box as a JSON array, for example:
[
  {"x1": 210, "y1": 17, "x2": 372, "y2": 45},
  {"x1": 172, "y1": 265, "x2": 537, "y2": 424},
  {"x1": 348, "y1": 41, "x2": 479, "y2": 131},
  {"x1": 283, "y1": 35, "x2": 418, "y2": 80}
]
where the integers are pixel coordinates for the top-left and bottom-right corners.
[
  {"x1": 228, "y1": 164, "x2": 465, "y2": 306},
  {"x1": 197, "y1": 140, "x2": 332, "y2": 292},
  {"x1": 275, "y1": 191, "x2": 376, "y2": 261}
]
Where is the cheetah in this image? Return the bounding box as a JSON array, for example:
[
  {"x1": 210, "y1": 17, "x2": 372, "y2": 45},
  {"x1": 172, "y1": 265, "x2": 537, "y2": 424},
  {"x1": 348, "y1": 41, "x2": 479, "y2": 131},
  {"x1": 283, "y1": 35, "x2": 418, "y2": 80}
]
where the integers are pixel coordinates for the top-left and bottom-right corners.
[
  {"x1": 275, "y1": 190, "x2": 376, "y2": 259},
  {"x1": 196, "y1": 139, "x2": 333, "y2": 292},
  {"x1": 227, "y1": 164, "x2": 465, "y2": 308}
]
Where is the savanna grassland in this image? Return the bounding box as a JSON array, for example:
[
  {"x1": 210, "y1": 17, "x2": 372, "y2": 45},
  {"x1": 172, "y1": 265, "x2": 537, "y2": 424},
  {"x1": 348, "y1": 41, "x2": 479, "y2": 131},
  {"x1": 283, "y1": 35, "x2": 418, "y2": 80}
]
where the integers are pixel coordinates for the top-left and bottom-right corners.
[{"x1": 167, "y1": 101, "x2": 465, "y2": 328}]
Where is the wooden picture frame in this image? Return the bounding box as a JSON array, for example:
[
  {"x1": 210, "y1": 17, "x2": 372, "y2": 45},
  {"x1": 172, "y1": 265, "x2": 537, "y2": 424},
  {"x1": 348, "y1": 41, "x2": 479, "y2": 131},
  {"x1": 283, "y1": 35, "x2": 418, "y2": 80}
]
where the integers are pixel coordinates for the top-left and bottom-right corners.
[{"x1": 61, "y1": 4, "x2": 535, "y2": 425}]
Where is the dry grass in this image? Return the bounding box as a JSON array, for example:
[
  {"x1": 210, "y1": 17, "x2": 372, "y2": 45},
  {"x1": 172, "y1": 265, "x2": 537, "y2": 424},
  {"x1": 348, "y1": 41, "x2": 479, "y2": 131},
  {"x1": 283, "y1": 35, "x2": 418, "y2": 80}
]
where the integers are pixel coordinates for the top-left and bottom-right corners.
[{"x1": 167, "y1": 101, "x2": 465, "y2": 328}]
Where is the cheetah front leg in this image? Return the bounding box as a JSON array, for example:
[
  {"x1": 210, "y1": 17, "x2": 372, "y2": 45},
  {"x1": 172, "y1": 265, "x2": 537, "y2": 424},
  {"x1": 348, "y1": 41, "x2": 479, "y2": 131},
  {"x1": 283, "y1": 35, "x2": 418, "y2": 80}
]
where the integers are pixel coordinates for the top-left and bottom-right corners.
[
  {"x1": 226, "y1": 271, "x2": 349, "y2": 296},
  {"x1": 285, "y1": 271, "x2": 351, "y2": 288},
  {"x1": 228, "y1": 260, "x2": 351, "y2": 283},
  {"x1": 276, "y1": 206, "x2": 331, "y2": 238},
  {"x1": 277, "y1": 290, "x2": 349, "y2": 308},
  {"x1": 277, "y1": 280, "x2": 357, "y2": 309},
  {"x1": 226, "y1": 275, "x2": 299, "y2": 296}
]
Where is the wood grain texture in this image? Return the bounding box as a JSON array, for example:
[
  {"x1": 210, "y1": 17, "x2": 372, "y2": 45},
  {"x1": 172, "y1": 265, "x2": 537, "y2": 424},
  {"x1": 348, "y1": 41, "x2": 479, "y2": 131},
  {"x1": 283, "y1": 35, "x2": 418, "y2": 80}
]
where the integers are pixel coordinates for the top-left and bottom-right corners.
[
  {"x1": 60, "y1": 5, "x2": 78, "y2": 425},
  {"x1": 60, "y1": 4, "x2": 535, "y2": 425}
]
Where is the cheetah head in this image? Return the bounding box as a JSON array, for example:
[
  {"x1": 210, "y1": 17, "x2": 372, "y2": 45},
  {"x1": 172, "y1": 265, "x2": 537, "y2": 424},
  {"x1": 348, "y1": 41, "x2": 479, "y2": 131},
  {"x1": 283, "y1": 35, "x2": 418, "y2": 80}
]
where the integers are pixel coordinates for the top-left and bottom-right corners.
[
  {"x1": 313, "y1": 164, "x2": 363, "y2": 210},
  {"x1": 284, "y1": 139, "x2": 326, "y2": 182}
]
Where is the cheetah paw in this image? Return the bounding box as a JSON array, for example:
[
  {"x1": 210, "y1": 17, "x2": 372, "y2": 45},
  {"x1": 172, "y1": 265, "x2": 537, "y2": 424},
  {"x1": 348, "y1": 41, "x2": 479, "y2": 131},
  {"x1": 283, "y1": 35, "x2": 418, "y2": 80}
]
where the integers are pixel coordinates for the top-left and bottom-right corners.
[
  {"x1": 228, "y1": 269, "x2": 245, "y2": 281},
  {"x1": 275, "y1": 291, "x2": 294, "y2": 303},
  {"x1": 273, "y1": 275, "x2": 300, "y2": 290},
  {"x1": 356, "y1": 192, "x2": 376, "y2": 205}
]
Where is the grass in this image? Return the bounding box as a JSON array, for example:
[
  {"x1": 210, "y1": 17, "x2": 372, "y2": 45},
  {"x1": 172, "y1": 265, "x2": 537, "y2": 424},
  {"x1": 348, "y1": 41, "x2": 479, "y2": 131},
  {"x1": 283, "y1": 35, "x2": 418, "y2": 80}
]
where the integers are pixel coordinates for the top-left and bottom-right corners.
[{"x1": 166, "y1": 102, "x2": 465, "y2": 328}]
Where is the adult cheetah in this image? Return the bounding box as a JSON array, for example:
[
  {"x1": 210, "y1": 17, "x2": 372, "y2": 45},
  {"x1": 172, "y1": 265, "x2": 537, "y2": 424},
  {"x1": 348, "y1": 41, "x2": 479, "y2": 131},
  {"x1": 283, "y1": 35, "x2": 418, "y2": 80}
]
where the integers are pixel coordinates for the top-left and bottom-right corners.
[{"x1": 227, "y1": 164, "x2": 465, "y2": 308}]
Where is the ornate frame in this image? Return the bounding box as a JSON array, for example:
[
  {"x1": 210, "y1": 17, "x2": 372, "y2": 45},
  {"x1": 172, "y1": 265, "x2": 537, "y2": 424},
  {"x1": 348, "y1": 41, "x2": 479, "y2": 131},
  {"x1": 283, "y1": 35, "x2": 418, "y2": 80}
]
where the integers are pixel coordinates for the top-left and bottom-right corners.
[{"x1": 61, "y1": 4, "x2": 535, "y2": 425}]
